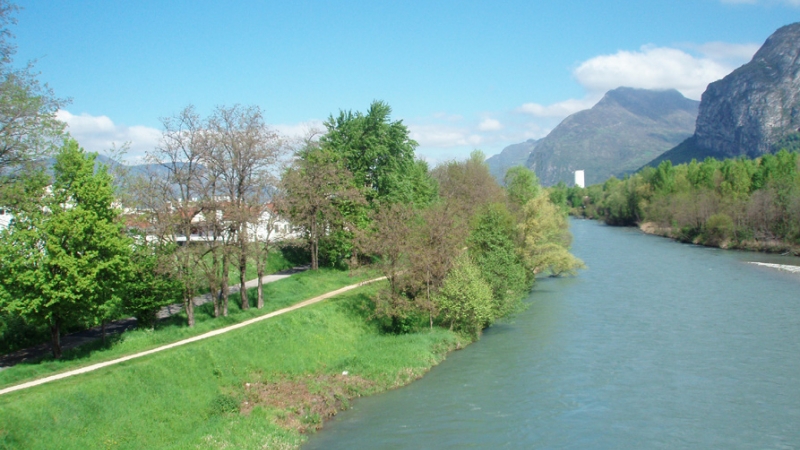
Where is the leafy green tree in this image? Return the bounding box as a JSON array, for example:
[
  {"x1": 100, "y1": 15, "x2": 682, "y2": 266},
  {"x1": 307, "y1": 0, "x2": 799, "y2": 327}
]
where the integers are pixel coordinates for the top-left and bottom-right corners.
[
  {"x1": 281, "y1": 145, "x2": 364, "y2": 270},
  {"x1": 518, "y1": 194, "x2": 585, "y2": 276},
  {"x1": 433, "y1": 253, "x2": 494, "y2": 337},
  {"x1": 468, "y1": 203, "x2": 531, "y2": 318},
  {"x1": 0, "y1": 139, "x2": 131, "y2": 358},
  {"x1": 321, "y1": 100, "x2": 420, "y2": 205},
  {"x1": 123, "y1": 242, "x2": 183, "y2": 329},
  {"x1": 504, "y1": 166, "x2": 540, "y2": 208}
]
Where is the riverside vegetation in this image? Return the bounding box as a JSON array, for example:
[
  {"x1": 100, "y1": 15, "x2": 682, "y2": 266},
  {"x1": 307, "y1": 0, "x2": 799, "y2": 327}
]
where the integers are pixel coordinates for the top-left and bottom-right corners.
[
  {"x1": 0, "y1": 2, "x2": 582, "y2": 445},
  {"x1": 0, "y1": 128, "x2": 581, "y2": 448},
  {"x1": 550, "y1": 145, "x2": 800, "y2": 254}
]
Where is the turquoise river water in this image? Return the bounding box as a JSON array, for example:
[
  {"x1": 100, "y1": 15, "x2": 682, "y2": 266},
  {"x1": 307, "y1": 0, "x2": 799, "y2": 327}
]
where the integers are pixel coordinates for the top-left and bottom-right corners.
[{"x1": 304, "y1": 219, "x2": 800, "y2": 449}]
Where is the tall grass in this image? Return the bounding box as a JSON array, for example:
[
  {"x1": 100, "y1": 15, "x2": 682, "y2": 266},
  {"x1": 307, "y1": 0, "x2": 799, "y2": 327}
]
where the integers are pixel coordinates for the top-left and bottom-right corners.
[{"x1": 0, "y1": 279, "x2": 462, "y2": 449}]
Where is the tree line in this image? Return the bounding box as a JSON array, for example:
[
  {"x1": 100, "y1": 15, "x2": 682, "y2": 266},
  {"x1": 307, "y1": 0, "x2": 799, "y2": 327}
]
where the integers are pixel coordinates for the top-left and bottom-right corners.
[
  {"x1": 282, "y1": 108, "x2": 584, "y2": 335},
  {"x1": 551, "y1": 147, "x2": 800, "y2": 251}
]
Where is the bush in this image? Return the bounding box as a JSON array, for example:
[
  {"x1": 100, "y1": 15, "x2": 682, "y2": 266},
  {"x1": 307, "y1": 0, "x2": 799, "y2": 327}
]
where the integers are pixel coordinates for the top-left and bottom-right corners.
[{"x1": 704, "y1": 213, "x2": 734, "y2": 246}]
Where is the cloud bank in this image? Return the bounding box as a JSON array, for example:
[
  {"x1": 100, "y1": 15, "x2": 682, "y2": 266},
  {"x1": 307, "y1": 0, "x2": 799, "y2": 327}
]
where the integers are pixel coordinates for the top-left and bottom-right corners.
[{"x1": 57, "y1": 110, "x2": 161, "y2": 163}]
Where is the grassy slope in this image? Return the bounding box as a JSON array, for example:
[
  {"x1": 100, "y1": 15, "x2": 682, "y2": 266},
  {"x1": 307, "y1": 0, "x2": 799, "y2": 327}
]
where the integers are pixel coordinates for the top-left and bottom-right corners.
[
  {"x1": 0, "y1": 269, "x2": 372, "y2": 388},
  {"x1": 0, "y1": 275, "x2": 463, "y2": 449}
]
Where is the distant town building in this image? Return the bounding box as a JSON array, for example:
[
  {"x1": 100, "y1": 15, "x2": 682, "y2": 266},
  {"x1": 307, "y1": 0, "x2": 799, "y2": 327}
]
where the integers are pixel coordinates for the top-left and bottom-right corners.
[
  {"x1": 0, "y1": 208, "x2": 11, "y2": 230},
  {"x1": 574, "y1": 170, "x2": 585, "y2": 188}
]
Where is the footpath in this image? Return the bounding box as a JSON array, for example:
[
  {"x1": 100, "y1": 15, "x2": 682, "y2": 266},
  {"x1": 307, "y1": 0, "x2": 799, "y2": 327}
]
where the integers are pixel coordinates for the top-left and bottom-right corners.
[
  {"x1": 0, "y1": 275, "x2": 386, "y2": 396},
  {"x1": 0, "y1": 267, "x2": 306, "y2": 369}
]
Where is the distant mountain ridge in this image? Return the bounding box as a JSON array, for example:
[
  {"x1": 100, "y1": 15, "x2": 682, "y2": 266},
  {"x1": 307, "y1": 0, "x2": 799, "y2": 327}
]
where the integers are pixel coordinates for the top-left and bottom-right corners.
[
  {"x1": 485, "y1": 139, "x2": 539, "y2": 182},
  {"x1": 520, "y1": 87, "x2": 698, "y2": 186},
  {"x1": 649, "y1": 22, "x2": 800, "y2": 167}
]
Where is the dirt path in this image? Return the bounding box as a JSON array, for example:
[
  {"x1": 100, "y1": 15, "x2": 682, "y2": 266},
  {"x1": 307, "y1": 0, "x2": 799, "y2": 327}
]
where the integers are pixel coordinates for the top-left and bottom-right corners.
[{"x1": 0, "y1": 276, "x2": 386, "y2": 397}]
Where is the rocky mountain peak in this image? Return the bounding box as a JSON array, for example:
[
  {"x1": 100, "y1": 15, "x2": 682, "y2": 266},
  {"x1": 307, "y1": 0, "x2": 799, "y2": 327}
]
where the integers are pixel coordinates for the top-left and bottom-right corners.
[{"x1": 694, "y1": 22, "x2": 800, "y2": 158}]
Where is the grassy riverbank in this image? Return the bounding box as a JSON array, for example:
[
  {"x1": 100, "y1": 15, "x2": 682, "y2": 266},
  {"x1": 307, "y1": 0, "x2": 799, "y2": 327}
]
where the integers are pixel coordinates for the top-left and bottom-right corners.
[{"x1": 0, "y1": 270, "x2": 465, "y2": 449}]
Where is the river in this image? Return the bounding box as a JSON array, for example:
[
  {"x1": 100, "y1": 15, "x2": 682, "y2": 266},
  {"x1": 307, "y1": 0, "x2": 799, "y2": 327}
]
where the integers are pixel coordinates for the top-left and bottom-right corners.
[{"x1": 304, "y1": 219, "x2": 800, "y2": 449}]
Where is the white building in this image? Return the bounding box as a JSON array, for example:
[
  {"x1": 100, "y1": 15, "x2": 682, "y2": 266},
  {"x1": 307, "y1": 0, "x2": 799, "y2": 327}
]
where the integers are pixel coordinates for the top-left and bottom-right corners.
[
  {"x1": 574, "y1": 170, "x2": 585, "y2": 188},
  {"x1": 0, "y1": 208, "x2": 12, "y2": 231}
]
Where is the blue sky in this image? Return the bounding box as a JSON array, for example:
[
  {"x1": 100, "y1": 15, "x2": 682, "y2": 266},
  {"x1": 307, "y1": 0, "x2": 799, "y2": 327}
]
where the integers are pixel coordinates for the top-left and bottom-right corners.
[{"x1": 11, "y1": 0, "x2": 800, "y2": 163}]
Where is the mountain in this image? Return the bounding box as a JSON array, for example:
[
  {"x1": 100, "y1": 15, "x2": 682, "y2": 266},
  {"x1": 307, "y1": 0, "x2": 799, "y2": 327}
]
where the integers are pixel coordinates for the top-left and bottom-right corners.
[
  {"x1": 649, "y1": 22, "x2": 800, "y2": 167},
  {"x1": 524, "y1": 87, "x2": 699, "y2": 186},
  {"x1": 485, "y1": 139, "x2": 539, "y2": 182}
]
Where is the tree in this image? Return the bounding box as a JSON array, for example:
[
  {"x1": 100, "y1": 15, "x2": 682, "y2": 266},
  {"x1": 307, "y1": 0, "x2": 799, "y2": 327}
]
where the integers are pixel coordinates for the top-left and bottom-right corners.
[
  {"x1": 504, "y1": 166, "x2": 540, "y2": 211},
  {"x1": 122, "y1": 242, "x2": 182, "y2": 329},
  {"x1": 141, "y1": 106, "x2": 210, "y2": 327},
  {"x1": 518, "y1": 194, "x2": 585, "y2": 276},
  {"x1": 321, "y1": 100, "x2": 419, "y2": 205},
  {"x1": 0, "y1": 139, "x2": 131, "y2": 358},
  {"x1": 433, "y1": 253, "x2": 494, "y2": 337},
  {"x1": 206, "y1": 104, "x2": 282, "y2": 310},
  {"x1": 280, "y1": 144, "x2": 363, "y2": 270},
  {"x1": 0, "y1": 1, "x2": 65, "y2": 190},
  {"x1": 468, "y1": 203, "x2": 531, "y2": 318}
]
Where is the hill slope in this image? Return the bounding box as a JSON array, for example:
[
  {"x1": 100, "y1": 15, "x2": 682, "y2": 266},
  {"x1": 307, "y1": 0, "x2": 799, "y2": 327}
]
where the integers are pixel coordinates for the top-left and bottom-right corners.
[
  {"x1": 525, "y1": 87, "x2": 698, "y2": 186},
  {"x1": 485, "y1": 139, "x2": 539, "y2": 182}
]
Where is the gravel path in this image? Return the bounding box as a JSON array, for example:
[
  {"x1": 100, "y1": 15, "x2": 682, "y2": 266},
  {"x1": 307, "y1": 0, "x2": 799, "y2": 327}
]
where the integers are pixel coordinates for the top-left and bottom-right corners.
[{"x1": 0, "y1": 276, "x2": 386, "y2": 396}]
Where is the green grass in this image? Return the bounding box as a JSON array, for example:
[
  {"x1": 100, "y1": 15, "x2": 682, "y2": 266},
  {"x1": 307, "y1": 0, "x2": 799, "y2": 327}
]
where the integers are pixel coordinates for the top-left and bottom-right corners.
[
  {"x1": 0, "y1": 277, "x2": 463, "y2": 449},
  {"x1": 0, "y1": 268, "x2": 375, "y2": 389}
]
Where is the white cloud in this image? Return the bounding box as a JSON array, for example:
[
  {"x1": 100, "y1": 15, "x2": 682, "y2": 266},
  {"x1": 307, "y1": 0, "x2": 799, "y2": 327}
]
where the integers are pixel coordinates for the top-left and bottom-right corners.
[
  {"x1": 57, "y1": 110, "x2": 161, "y2": 163},
  {"x1": 478, "y1": 118, "x2": 503, "y2": 131},
  {"x1": 573, "y1": 45, "x2": 739, "y2": 100},
  {"x1": 57, "y1": 111, "x2": 330, "y2": 164},
  {"x1": 408, "y1": 123, "x2": 483, "y2": 149},
  {"x1": 517, "y1": 96, "x2": 601, "y2": 118}
]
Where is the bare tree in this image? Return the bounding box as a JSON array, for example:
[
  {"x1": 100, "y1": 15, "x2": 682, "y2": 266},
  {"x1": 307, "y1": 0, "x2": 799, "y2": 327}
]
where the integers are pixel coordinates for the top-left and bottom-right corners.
[
  {"x1": 141, "y1": 106, "x2": 210, "y2": 327},
  {"x1": 206, "y1": 105, "x2": 282, "y2": 310}
]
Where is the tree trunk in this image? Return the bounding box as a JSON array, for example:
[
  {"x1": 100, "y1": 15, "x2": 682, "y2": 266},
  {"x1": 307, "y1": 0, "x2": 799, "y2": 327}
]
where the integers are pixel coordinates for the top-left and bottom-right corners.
[
  {"x1": 212, "y1": 248, "x2": 220, "y2": 318},
  {"x1": 102, "y1": 320, "x2": 107, "y2": 345},
  {"x1": 221, "y1": 252, "x2": 229, "y2": 316},
  {"x1": 50, "y1": 316, "x2": 62, "y2": 359},
  {"x1": 310, "y1": 218, "x2": 319, "y2": 270},
  {"x1": 239, "y1": 228, "x2": 249, "y2": 310},
  {"x1": 184, "y1": 292, "x2": 195, "y2": 328},
  {"x1": 257, "y1": 253, "x2": 265, "y2": 309}
]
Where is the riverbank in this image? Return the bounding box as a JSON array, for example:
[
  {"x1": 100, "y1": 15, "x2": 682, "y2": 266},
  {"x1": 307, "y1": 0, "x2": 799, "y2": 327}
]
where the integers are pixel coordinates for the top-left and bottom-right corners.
[
  {"x1": 639, "y1": 221, "x2": 800, "y2": 255},
  {"x1": 0, "y1": 271, "x2": 468, "y2": 449}
]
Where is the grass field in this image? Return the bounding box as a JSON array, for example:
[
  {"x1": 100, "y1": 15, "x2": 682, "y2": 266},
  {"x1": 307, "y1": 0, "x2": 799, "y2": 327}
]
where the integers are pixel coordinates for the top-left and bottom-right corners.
[{"x1": 0, "y1": 269, "x2": 465, "y2": 449}]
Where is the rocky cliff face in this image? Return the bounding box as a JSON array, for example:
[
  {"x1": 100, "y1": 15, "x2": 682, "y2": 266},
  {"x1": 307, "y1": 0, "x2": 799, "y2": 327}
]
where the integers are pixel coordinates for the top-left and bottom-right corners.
[
  {"x1": 694, "y1": 22, "x2": 800, "y2": 158},
  {"x1": 524, "y1": 87, "x2": 698, "y2": 186}
]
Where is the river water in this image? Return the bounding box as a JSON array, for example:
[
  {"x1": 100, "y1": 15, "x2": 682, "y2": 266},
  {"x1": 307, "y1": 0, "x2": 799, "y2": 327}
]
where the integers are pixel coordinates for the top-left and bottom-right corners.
[{"x1": 304, "y1": 219, "x2": 800, "y2": 449}]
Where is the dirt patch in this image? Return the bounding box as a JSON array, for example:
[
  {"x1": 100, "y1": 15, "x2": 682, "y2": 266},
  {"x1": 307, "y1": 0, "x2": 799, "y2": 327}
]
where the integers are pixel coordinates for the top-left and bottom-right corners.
[
  {"x1": 639, "y1": 222, "x2": 671, "y2": 237},
  {"x1": 241, "y1": 373, "x2": 377, "y2": 433}
]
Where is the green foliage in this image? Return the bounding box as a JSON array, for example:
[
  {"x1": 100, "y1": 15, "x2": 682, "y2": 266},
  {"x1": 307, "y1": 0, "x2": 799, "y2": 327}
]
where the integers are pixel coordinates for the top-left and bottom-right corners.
[
  {"x1": 504, "y1": 166, "x2": 539, "y2": 209},
  {"x1": 578, "y1": 150, "x2": 800, "y2": 248},
  {"x1": 433, "y1": 253, "x2": 494, "y2": 337},
  {"x1": 518, "y1": 194, "x2": 586, "y2": 276},
  {"x1": 320, "y1": 100, "x2": 421, "y2": 206},
  {"x1": 467, "y1": 204, "x2": 531, "y2": 317},
  {"x1": 122, "y1": 243, "x2": 183, "y2": 329},
  {"x1": 703, "y1": 213, "x2": 735, "y2": 245},
  {"x1": 0, "y1": 139, "x2": 132, "y2": 357}
]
